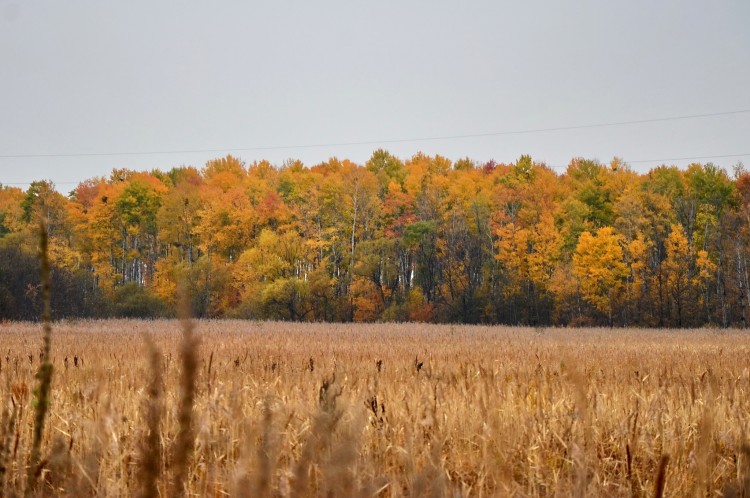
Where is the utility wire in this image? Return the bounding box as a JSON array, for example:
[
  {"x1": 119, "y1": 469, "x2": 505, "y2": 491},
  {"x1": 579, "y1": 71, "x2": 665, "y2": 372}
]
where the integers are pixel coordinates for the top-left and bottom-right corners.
[
  {"x1": 0, "y1": 109, "x2": 748, "y2": 159},
  {"x1": 543, "y1": 152, "x2": 750, "y2": 169},
  {"x1": 628, "y1": 152, "x2": 749, "y2": 164}
]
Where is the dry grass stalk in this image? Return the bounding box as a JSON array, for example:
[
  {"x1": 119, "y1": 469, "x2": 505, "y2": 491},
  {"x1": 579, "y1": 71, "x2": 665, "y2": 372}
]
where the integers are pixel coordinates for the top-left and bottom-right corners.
[
  {"x1": 136, "y1": 336, "x2": 164, "y2": 498},
  {"x1": 0, "y1": 397, "x2": 19, "y2": 496},
  {"x1": 254, "y1": 398, "x2": 277, "y2": 496},
  {"x1": 169, "y1": 293, "x2": 199, "y2": 498},
  {"x1": 26, "y1": 221, "x2": 54, "y2": 495},
  {"x1": 653, "y1": 455, "x2": 669, "y2": 498}
]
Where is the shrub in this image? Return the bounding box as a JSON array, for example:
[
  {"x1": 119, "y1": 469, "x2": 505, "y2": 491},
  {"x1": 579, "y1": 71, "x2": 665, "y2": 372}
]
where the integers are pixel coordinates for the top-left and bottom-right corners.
[{"x1": 111, "y1": 282, "x2": 169, "y2": 318}]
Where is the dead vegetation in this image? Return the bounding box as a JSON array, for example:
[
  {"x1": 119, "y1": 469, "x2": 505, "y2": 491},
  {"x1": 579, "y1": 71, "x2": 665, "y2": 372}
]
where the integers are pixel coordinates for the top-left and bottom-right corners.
[{"x1": 0, "y1": 320, "x2": 749, "y2": 496}]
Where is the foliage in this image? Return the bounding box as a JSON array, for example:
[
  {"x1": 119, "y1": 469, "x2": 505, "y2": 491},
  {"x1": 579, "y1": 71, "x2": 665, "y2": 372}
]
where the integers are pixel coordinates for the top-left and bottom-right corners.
[
  {"x1": 0, "y1": 246, "x2": 103, "y2": 320},
  {"x1": 1, "y1": 154, "x2": 747, "y2": 326},
  {"x1": 573, "y1": 227, "x2": 628, "y2": 321},
  {"x1": 110, "y1": 282, "x2": 170, "y2": 319}
]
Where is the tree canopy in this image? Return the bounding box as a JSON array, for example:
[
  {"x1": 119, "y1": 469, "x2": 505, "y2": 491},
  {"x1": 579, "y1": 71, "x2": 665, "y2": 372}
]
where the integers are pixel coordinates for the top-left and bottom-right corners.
[{"x1": 1, "y1": 153, "x2": 747, "y2": 327}]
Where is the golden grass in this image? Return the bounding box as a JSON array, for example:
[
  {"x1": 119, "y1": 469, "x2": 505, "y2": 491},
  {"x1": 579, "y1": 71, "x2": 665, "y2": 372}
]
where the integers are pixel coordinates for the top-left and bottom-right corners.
[{"x1": 0, "y1": 320, "x2": 749, "y2": 496}]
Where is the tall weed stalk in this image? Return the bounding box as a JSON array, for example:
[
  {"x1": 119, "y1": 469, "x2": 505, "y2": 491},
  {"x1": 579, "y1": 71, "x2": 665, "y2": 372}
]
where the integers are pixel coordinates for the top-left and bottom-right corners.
[
  {"x1": 26, "y1": 221, "x2": 54, "y2": 495},
  {"x1": 137, "y1": 336, "x2": 164, "y2": 498},
  {"x1": 169, "y1": 292, "x2": 198, "y2": 498}
]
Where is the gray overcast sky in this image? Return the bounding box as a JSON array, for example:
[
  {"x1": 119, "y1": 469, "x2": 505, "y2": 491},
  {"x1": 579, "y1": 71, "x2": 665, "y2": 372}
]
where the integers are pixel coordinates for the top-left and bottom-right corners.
[{"x1": 1, "y1": 1, "x2": 749, "y2": 191}]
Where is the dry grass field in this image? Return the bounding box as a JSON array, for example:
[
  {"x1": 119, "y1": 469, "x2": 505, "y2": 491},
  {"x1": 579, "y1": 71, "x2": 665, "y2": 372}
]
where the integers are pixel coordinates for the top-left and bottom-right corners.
[{"x1": 1, "y1": 320, "x2": 749, "y2": 497}]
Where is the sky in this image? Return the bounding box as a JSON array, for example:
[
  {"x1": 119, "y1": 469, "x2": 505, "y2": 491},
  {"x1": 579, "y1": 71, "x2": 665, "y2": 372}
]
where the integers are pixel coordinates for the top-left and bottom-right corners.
[{"x1": 1, "y1": 1, "x2": 749, "y2": 192}]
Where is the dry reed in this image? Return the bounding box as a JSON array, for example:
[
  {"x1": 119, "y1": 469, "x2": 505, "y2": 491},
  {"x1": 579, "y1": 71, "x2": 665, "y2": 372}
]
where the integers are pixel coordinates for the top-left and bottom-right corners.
[
  {"x1": 136, "y1": 336, "x2": 164, "y2": 498},
  {"x1": 169, "y1": 296, "x2": 199, "y2": 498},
  {"x1": 26, "y1": 222, "x2": 54, "y2": 496},
  {"x1": 0, "y1": 321, "x2": 748, "y2": 496}
]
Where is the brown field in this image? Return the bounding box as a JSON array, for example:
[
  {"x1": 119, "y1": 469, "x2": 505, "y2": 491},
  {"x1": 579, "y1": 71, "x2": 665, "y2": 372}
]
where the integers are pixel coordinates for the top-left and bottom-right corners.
[{"x1": 0, "y1": 320, "x2": 749, "y2": 497}]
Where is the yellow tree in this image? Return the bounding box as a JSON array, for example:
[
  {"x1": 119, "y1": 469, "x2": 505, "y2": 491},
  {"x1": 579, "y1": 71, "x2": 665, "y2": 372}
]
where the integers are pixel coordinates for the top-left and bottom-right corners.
[
  {"x1": 233, "y1": 228, "x2": 313, "y2": 319},
  {"x1": 662, "y1": 224, "x2": 692, "y2": 326},
  {"x1": 194, "y1": 184, "x2": 255, "y2": 261},
  {"x1": 573, "y1": 226, "x2": 628, "y2": 324},
  {"x1": 495, "y1": 222, "x2": 531, "y2": 298},
  {"x1": 202, "y1": 154, "x2": 247, "y2": 189},
  {"x1": 495, "y1": 213, "x2": 562, "y2": 324},
  {"x1": 0, "y1": 186, "x2": 26, "y2": 243},
  {"x1": 85, "y1": 181, "x2": 127, "y2": 291},
  {"x1": 527, "y1": 213, "x2": 563, "y2": 292},
  {"x1": 152, "y1": 169, "x2": 204, "y2": 304},
  {"x1": 623, "y1": 236, "x2": 652, "y2": 323},
  {"x1": 440, "y1": 168, "x2": 493, "y2": 322},
  {"x1": 19, "y1": 181, "x2": 77, "y2": 267},
  {"x1": 157, "y1": 168, "x2": 203, "y2": 264},
  {"x1": 365, "y1": 149, "x2": 406, "y2": 199},
  {"x1": 694, "y1": 249, "x2": 717, "y2": 323},
  {"x1": 247, "y1": 159, "x2": 278, "y2": 205},
  {"x1": 114, "y1": 173, "x2": 168, "y2": 286},
  {"x1": 197, "y1": 154, "x2": 256, "y2": 258}
]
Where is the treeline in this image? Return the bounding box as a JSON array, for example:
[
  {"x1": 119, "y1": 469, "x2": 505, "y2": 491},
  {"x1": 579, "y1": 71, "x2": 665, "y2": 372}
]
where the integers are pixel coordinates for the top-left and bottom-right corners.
[{"x1": 1, "y1": 151, "x2": 748, "y2": 327}]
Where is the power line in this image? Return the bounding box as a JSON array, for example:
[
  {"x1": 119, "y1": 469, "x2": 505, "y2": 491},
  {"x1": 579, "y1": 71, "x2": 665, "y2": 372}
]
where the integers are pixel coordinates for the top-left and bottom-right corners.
[
  {"x1": 627, "y1": 152, "x2": 749, "y2": 164},
  {"x1": 0, "y1": 109, "x2": 748, "y2": 159},
  {"x1": 544, "y1": 152, "x2": 750, "y2": 169}
]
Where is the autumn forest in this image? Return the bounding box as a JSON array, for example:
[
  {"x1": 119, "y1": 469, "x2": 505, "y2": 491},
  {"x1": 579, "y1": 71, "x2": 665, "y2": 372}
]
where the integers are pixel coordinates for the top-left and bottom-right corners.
[{"x1": 1, "y1": 151, "x2": 748, "y2": 327}]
